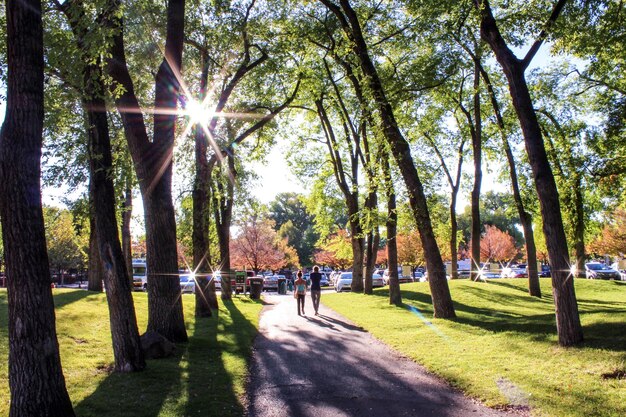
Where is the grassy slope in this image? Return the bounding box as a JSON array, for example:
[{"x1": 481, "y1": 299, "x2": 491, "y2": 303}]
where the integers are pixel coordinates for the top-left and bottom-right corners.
[
  {"x1": 322, "y1": 278, "x2": 626, "y2": 417},
  {"x1": 0, "y1": 290, "x2": 262, "y2": 417}
]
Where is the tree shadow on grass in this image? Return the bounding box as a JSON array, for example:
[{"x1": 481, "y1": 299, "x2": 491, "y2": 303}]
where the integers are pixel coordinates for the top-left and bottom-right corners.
[
  {"x1": 73, "y1": 346, "x2": 184, "y2": 417},
  {"x1": 182, "y1": 300, "x2": 259, "y2": 417},
  {"x1": 369, "y1": 283, "x2": 626, "y2": 351},
  {"x1": 52, "y1": 289, "x2": 95, "y2": 309}
]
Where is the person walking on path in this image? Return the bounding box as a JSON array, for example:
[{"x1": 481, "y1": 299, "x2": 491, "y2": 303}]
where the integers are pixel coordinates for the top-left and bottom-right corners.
[
  {"x1": 294, "y1": 271, "x2": 307, "y2": 315},
  {"x1": 309, "y1": 266, "x2": 323, "y2": 316}
]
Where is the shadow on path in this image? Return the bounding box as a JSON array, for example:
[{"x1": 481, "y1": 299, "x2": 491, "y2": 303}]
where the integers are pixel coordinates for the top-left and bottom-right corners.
[{"x1": 247, "y1": 294, "x2": 513, "y2": 417}]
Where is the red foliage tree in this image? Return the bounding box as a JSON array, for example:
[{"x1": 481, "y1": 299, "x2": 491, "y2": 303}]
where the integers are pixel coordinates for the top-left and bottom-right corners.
[
  {"x1": 230, "y1": 217, "x2": 294, "y2": 273},
  {"x1": 480, "y1": 225, "x2": 518, "y2": 262}
]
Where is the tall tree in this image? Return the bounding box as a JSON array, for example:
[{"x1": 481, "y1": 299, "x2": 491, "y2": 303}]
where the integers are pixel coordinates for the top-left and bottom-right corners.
[
  {"x1": 105, "y1": 0, "x2": 187, "y2": 342},
  {"x1": 473, "y1": 0, "x2": 583, "y2": 345},
  {"x1": 0, "y1": 0, "x2": 75, "y2": 413},
  {"x1": 317, "y1": 0, "x2": 456, "y2": 317},
  {"x1": 54, "y1": 0, "x2": 146, "y2": 373}
]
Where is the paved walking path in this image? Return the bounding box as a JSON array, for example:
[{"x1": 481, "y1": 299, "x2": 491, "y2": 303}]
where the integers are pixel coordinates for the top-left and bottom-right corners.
[{"x1": 246, "y1": 293, "x2": 521, "y2": 417}]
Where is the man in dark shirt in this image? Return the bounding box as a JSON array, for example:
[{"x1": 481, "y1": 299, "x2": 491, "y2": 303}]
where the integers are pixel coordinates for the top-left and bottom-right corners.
[{"x1": 309, "y1": 266, "x2": 323, "y2": 316}]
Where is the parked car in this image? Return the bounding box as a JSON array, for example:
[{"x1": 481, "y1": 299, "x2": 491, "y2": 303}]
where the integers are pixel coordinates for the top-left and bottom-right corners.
[
  {"x1": 335, "y1": 272, "x2": 353, "y2": 292},
  {"x1": 610, "y1": 263, "x2": 626, "y2": 281},
  {"x1": 383, "y1": 268, "x2": 412, "y2": 284},
  {"x1": 263, "y1": 275, "x2": 279, "y2": 291},
  {"x1": 539, "y1": 264, "x2": 551, "y2": 277},
  {"x1": 585, "y1": 262, "x2": 621, "y2": 280},
  {"x1": 132, "y1": 259, "x2": 147, "y2": 291},
  {"x1": 478, "y1": 270, "x2": 501, "y2": 280},
  {"x1": 366, "y1": 273, "x2": 385, "y2": 288},
  {"x1": 212, "y1": 273, "x2": 222, "y2": 290},
  {"x1": 179, "y1": 274, "x2": 195, "y2": 294},
  {"x1": 320, "y1": 274, "x2": 330, "y2": 287},
  {"x1": 413, "y1": 271, "x2": 426, "y2": 282},
  {"x1": 501, "y1": 267, "x2": 527, "y2": 278}
]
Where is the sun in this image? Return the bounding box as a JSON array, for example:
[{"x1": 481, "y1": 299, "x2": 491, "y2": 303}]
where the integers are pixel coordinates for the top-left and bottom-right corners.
[{"x1": 185, "y1": 99, "x2": 214, "y2": 125}]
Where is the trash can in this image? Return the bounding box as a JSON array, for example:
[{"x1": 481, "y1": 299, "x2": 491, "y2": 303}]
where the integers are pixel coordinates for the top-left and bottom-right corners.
[
  {"x1": 277, "y1": 278, "x2": 286, "y2": 295},
  {"x1": 249, "y1": 277, "x2": 264, "y2": 299}
]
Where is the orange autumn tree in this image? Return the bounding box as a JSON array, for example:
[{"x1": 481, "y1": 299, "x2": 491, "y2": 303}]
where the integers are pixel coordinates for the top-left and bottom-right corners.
[
  {"x1": 313, "y1": 230, "x2": 353, "y2": 270},
  {"x1": 589, "y1": 209, "x2": 626, "y2": 256},
  {"x1": 230, "y1": 217, "x2": 298, "y2": 273},
  {"x1": 480, "y1": 225, "x2": 518, "y2": 263},
  {"x1": 396, "y1": 230, "x2": 425, "y2": 267}
]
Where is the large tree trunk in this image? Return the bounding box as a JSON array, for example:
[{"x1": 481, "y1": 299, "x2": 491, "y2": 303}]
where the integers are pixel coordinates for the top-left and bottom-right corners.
[
  {"x1": 105, "y1": 0, "x2": 187, "y2": 342},
  {"x1": 476, "y1": 0, "x2": 583, "y2": 345},
  {"x1": 88, "y1": 214, "x2": 104, "y2": 292},
  {"x1": 83, "y1": 56, "x2": 145, "y2": 372},
  {"x1": 381, "y1": 156, "x2": 401, "y2": 305},
  {"x1": 193, "y1": 52, "x2": 215, "y2": 317},
  {"x1": 324, "y1": 0, "x2": 455, "y2": 317},
  {"x1": 0, "y1": 0, "x2": 76, "y2": 414},
  {"x1": 214, "y1": 154, "x2": 235, "y2": 300}
]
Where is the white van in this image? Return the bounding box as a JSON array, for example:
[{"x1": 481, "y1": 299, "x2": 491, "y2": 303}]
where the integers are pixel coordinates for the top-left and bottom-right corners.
[{"x1": 132, "y1": 259, "x2": 147, "y2": 291}]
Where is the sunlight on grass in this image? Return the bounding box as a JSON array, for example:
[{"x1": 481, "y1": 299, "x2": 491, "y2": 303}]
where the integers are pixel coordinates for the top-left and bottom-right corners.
[
  {"x1": 0, "y1": 289, "x2": 262, "y2": 417},
  {"x1": 322, "y1": 278, "x2": 626, "y2": 417}
]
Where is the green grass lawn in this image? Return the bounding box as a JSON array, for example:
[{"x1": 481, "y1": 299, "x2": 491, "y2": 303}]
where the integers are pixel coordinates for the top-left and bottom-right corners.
[
  {"x1": 322, "y1": 278, "x2": 626, "y2": 417},
  {"x1": 0, "y1": 289, "x2": 263, "y2": 417}
]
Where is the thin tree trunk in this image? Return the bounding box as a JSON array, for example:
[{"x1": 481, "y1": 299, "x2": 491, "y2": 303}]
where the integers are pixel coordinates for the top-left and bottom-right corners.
[
  {"x1": 472, "y1": 55, "x2": 541, "y2": 296},
  {"x1": 470, "y1": 61, "x2": 483, "y2": 281},
  {"x1": 450, "y1": 191, "x2": 459, "y2": 279},
  {"x1": 573, "y1": 176, "x2": 586, "y2": 278},
  {"x1": 0, "y1": 0, "x2": 76, "y2": 413},
  {"x1": 121, "y1": 182, "x2": 133, "y2": 279},
  {"x1": 381, "y1": 156, "x2": 401, "y2": 305},
  {"x1": 363, "y1": 191, "x2": 379, "y2": 294},
  {"x1": 321, "y1": 0, "x2": 455, "y2": 317},
  {"x1": 476, "y1": 0, "x2": 583, "y2": 345}
]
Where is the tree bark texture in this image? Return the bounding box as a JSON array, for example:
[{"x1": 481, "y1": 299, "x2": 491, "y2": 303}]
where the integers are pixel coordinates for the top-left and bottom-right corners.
[
  {"x1": 83, "y1": 59, "x2": 145, "y2": 372},
  {"x1": 476, "y1": 0, "x2": 583, "y2": 345},
  {"x1": 323, "y1": 0, "x2": 455, "y2": 317},
  {"x1": 0, "y1": 0, "x2": 76, "y2": 414},
  {"x1": 213, "y1": 154, "x2": 235, "y2": 300},
  {"x1": 105, "y1": 0, "x2": 187, "y2": 342},
  {"x1": 470, "y1": 63, "x2": 482, "y2": 281},
  {"x1": 121, "y1": 183, "x2": 133, "y2": 280},
  {"x1": 449, "y1": 191, "x2": 459, "y2": 280},
  {"x1": 381, "y1": 156, "x2": 402, "y2": 305},
  {"x1": 193, "y1": 52, "x2": 215, "y2": 317},
  {"x1": 88, "y1": 213, "x2": 104, "y2": 292}
]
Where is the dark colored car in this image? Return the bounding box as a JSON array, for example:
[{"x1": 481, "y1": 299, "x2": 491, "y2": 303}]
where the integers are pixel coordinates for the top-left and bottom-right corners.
[
  {"x1": 540, "y1": 264, "x2": 551, "y2": 277},
  {"x1": 585, "y1": 262, "x2": 621, "y2": 280}
]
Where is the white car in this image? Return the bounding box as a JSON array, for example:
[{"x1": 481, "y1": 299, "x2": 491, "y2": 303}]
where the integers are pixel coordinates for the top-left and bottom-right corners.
[
  {"x1": 335, "y1": 272, "x2": 353, "y2": 292},
  {"x1": 366, "y1": 273, "x2": 385, "y2": 288},
  {"x1": 179, "y1": 274, "x2": 195, "y2": 294}
]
